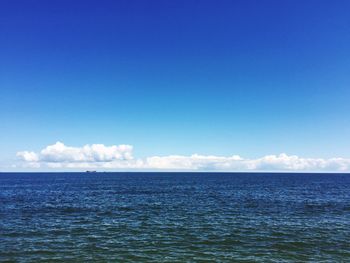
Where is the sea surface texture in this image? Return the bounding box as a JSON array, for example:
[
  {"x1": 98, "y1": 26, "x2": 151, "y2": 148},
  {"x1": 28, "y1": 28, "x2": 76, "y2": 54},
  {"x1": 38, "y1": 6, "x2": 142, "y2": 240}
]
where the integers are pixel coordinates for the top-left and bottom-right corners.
[{"x1": 0, "y1": 173, "x2": 349, "y2": 262}]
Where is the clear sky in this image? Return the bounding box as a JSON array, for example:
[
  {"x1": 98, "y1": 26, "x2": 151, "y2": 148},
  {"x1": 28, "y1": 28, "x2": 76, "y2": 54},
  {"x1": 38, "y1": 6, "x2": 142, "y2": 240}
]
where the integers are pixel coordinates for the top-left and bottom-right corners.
[{"x1": 1, "y1": 0, "x2": 350, "y2": 171}]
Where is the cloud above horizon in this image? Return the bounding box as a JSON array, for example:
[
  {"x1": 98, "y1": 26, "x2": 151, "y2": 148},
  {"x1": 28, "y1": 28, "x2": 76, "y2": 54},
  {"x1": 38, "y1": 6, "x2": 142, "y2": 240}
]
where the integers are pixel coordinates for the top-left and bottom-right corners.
[{"x1": 16, "y1": 142, "x2": 350, "y2": 171}]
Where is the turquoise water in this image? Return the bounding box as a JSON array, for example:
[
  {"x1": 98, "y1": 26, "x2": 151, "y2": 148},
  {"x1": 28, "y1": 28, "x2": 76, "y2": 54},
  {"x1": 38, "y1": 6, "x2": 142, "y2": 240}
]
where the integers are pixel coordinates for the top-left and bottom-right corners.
[{"x1": 0, "y1": 173, "x2": 349, "y2": 262}]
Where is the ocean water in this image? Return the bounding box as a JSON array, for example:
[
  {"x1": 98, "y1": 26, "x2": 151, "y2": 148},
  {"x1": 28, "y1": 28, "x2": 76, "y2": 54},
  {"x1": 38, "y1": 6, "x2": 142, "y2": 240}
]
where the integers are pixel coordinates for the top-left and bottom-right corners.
[{"x1": 0, "y1": 173, "x2": 349, "y2": 262}]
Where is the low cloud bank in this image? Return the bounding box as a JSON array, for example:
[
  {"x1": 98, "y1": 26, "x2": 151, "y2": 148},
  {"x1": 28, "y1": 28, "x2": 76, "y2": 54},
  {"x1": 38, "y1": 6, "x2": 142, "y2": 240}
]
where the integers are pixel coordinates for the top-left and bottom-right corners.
[{"x1": 17, "y1": 142, "x2": 350, "y2": 171}]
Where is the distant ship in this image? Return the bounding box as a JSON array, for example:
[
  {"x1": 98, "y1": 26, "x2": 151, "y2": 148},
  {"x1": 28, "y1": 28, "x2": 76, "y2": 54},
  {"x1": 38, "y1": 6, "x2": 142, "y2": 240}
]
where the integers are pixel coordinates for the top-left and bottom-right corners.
[{"x1": 85, "y1": 170, "x2": 97, "y2": 173}]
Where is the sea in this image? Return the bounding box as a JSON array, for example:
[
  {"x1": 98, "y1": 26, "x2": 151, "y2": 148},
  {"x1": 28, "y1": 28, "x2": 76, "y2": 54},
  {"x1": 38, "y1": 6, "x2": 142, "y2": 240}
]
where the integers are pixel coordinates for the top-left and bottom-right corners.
[{"x1": 0, "y1": 172, "x2": 349, "y2": 262}]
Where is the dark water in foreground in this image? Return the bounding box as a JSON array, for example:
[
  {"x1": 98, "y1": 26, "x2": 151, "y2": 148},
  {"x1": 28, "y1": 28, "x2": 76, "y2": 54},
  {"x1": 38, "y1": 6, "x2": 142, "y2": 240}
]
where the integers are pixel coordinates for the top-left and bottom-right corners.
[{"x1": 0, "y1": 173, "x2": 349, "y2": 262}]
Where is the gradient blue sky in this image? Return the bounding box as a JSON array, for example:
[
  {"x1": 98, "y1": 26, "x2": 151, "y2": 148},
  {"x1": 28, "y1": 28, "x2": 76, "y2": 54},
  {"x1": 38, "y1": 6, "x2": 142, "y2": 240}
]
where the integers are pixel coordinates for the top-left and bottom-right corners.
[{"x1": 1, "y1": 0, "x2": 350, "y2": 170}]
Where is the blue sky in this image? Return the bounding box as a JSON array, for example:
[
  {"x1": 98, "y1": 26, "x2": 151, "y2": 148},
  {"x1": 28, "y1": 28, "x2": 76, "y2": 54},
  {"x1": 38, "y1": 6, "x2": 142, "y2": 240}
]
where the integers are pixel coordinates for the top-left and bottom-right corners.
[{"x1": 1, "y1": 0, "x2": 350, "y2": 171}]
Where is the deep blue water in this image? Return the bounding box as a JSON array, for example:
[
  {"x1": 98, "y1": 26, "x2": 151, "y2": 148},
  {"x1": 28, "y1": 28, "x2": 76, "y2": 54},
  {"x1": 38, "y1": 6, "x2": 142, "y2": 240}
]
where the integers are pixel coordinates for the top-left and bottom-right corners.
[{"x1": 0, "y1": 172, "x2": 349, "y2": 262}]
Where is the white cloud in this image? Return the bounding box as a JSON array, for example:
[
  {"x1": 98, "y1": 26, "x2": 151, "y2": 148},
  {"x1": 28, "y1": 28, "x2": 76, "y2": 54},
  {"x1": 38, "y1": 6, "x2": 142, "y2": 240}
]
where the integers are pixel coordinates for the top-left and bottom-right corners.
[
  {"x1": 16, "y1": 142, "x2": 350, "y2": 171},
  {"x1": 16, "y1": 151, "x2": 39, "y2": 162},
  {"x1": 18, "y1": 141, "x2": 133, "y2": 163},
  {"x1": 146, "y1": 154, "x2": 243, "y2": 170},
  {"x1": 145, "y1": 153, "x2": 350, "y2": 171}
]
